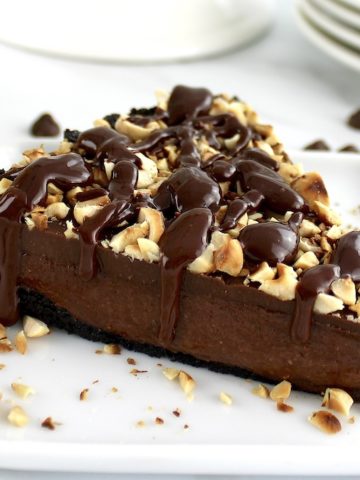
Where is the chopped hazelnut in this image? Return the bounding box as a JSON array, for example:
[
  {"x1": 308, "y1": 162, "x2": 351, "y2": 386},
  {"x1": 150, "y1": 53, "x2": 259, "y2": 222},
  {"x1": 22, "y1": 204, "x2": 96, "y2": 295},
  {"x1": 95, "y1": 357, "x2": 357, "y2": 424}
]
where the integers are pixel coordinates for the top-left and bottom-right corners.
[
  {"x1": 308, "y1": 410, "x2": 341, "y2": 435},
  {"x1": 313, "y1": 293, "x2": 344, "y2": 315},
  {"x1": 163, "y1": 368, "x2": 180, "y2": 381},
  {"x1": 292, "y1": 172, "x2": 329, "y2": 208},
  {"x1": 8, "y1": 406, "x2": 29, "y2": 427},
  {"x1": 277, "y1": 401, "x2": 294, "y2": 413},
  {"x1": 259, "y1": 264, "x2": 298, "y2": 301},
  {"x1": 299, "y1": 219, "x2": 321, "y2": 237},
  {"x1": 188, "y1": 244, "x2": 215, "y2": 274},
  {"x1": 127, "y1": 358, "x2": 136, "y2": 365},
  {"x1": 115, "y1": 118, "x2": 158, "y2": 141},
  {"x1": 313, "y1": 201, "x2": 341, "y2": 226},
  {"x1": 137, "y1": 238, "x2": 160, "y2": 263},
  {"x1": 0, "y1": 178, "x2": 13, "y2": 195},
  {"x1": 14, "y1": 330, "x2": 27, "y2": 355},
  {"x1": 138, "y1": 207, "x2": 165, "y2": 243},
  {"x1": 331, "y1": 278, "x2": 356, "y2": 306},
  {"x1": 248, "y1": 262, "x2": 275, "y2": 283},
  {"x1": 252, "y1": 384, "x2": 270, "y2": 399},
  {"x1": 178, "y1": 371, "x2": 196, "y2": 396},
  {"x1": 322, "y1": 388, "x2": 353, "y2": 416},
  {"x1": 293, "y1": 251, "x2": 319, "y2": 270},
  {"x1": 109, "y1": 222, "x2": 149, "y2": 254},
  {"x1": 136, "y1": 153, "x2": 158, "y2": 188},
  {"x1": 11, "y1": 382, "x2": 35, "y2": 399},
  {"x1": 155, "y1": 417, "x2": 164, "y2": 425},
  {"x1": 23, "y1": 316, "x2": 49, "y2": 338},
  {"x1": 41, "y1": 416, "x2": 61, "y2": 430},
  {"x1": 212, "y1": 231, "x2": 243, "y2": 276},
  {"x1": 219, "y1": 392, "x2": 233, "y2": 405},
  {"x1": 103, "y1": 344, "x2": 121, "y2": 355},
  {"x1": 270, "y1": 380, "x2": 292, "y2": 401},
  {"x1": 45, "y1": 202, "x2": 69, "y2": 220},
  {"x1": 80, "y1": 388, "x2": 89, "y2": 401}
]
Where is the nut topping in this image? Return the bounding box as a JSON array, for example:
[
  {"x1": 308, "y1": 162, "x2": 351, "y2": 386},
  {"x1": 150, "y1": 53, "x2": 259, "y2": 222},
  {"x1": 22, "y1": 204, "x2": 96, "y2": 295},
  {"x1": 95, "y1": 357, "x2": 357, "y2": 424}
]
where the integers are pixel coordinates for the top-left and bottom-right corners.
[
  {"x1": 23, "y1": 316, "x2": 49, "y2": 338},
  {"x1": 270, "y1": 380, "x2": 291, "y2": 401},
  {"x1": 308, "y1": 410, "x2": 341, "y2": 435},
  {"x1": 322, "y1": 388, "x2": 353, "y2": 416}
]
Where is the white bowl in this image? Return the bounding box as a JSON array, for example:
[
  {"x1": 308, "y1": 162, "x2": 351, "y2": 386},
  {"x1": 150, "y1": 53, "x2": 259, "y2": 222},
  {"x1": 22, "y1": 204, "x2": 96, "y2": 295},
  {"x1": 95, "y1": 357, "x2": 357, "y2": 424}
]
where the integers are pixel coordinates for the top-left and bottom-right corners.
[{"x1": 0, "y1": 0, "x2": 275, "y2": 63}]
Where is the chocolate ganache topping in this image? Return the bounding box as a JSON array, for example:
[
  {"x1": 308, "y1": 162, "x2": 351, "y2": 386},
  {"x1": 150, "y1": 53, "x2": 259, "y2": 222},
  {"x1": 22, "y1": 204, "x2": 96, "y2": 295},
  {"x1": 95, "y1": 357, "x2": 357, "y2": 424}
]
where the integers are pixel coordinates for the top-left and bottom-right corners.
[{"x1": 1, "y1": 85, "x2": 360, "y2": 349}]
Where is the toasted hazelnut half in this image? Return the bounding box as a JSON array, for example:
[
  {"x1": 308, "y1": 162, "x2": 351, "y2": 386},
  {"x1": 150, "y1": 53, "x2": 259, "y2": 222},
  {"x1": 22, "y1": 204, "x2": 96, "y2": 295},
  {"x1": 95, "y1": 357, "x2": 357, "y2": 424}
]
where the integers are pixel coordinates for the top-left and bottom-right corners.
[
  {"x1": 109, "y1": 222, "x2": 149, "y2": 254},
  {"x1": 138, "y1": 207, "x2": 164, "y2": 243},
  {"x1": 270, "y1": 380, "x2": 292, "y2": 401},
  {"x1": 322, "y1": 388, "x2": 353, "y2": 416},
  {"x1": 292, "y1": 172, "x2": 329, "y2": 209},
  {"x1": 252, "y1": 384, "x2": 270, "y2": 399},
  {"x1": 8, "y1": 406, "x2": 29, "y2": 427},
  {"x1": 11, "y1": 382, "x2": 35, "y2": 399},
  {"x1": 313, "y1": 293, "x2": 344, "y2": 315},
  {"x1": 259, "y1": 264, "x2": 298, "y2": 301},
  {"x1": 331, "y1": 278, "x2": 356, "y2": 306},
  {"x1": 23, "y1": 316, "x2": 49, "y2": 338},
  {"x1": 308, "y1": 410, "x2": 341, "y2": 435}
]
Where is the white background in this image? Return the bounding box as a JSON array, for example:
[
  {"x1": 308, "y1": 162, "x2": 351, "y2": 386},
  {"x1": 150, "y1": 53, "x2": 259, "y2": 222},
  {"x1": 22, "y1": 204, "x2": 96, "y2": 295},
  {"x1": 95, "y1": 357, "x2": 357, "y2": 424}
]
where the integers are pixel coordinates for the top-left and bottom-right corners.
[{"x1": 0, "y1": 0, "x2": 359, "y2": 478}]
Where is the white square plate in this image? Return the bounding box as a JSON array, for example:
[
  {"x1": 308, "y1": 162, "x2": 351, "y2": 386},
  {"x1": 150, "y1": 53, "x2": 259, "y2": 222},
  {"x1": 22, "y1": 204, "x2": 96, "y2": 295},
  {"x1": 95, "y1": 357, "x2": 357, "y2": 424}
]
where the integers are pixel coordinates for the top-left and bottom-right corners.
[{"x1": 0, "y1": 144, "x2": 360, "y2": 476}]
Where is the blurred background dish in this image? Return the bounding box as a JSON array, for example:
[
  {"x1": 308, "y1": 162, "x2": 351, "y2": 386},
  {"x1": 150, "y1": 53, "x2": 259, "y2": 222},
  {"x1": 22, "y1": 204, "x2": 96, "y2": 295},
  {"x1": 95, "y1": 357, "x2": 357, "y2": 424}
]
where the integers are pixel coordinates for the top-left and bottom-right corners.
[
  {"x1": 296, "y1": 0, "x2": 360, "y2": 72},
  {"x1": 311, "y1": 0, "x2": 360, "y2": 29},
  {"x1": 0, "y1": 0, "x2": 275, "y2": 63}
]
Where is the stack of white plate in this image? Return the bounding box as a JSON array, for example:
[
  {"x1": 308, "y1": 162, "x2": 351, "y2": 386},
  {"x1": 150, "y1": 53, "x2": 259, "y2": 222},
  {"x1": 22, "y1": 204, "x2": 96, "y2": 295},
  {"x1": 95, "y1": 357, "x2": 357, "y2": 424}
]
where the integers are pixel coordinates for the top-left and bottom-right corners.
[{"x1": 296, "y1": 0, "x2": 360, "y2": 71}]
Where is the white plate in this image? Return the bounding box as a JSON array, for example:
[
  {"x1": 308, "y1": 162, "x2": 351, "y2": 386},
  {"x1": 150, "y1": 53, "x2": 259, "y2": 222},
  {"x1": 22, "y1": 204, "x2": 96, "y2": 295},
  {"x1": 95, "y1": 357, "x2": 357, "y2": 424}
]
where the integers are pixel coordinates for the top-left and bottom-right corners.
[
  {"x1": 1, "y1": 144, "x2": 360, "y2": 475},
  {"x1": 0, "y1": 0, "x2": 274, "y2": 63},
  {"x1": 295, "y1": 3, "x2": 360, "y2": 72},
  {"x1": 311, "y1": 0, "x2": 360, "y2": 29},
  {"x1": 300, "y1": 0, "x2": 360, "y2": 50}
]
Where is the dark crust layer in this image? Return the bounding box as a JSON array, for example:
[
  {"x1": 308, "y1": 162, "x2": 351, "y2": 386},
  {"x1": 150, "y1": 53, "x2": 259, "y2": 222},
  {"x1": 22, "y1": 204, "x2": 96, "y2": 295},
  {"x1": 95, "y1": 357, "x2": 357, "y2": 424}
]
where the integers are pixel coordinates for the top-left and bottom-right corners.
[{"x1": 19, "y1": 287, "x2": 269, "y2": 383}]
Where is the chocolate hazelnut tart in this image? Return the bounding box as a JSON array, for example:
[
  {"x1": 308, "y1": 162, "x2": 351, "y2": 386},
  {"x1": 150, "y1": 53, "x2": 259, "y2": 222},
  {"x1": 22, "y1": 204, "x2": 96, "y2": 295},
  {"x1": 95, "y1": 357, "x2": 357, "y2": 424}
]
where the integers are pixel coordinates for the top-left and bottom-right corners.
[{"x1": 1, "y1": 86, "x2": 360, "y2": 398}]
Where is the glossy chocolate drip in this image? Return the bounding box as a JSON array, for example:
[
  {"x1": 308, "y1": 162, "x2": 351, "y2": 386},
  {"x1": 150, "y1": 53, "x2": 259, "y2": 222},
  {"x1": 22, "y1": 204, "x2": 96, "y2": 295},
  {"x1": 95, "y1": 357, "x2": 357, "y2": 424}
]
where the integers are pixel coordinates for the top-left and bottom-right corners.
[
  {"x1": 79, "y1": 201, "x2": 134, "y2": 280},
  {"x1": 239, "y1": 212, "x2": 303, "y2": 266},
  {"x1": 331, "y1": 231, "x2": 360, "y2": 281},
  {"x1": 291, "y1": 264, "x2": 340, "y2": 343},
  {"x1": 0, "y1": 153, "x2": 91, "y2": 326},
  {"x1": 158, "y1": 208, "x2": 212, "y2": 345},
  {"x1": 76, "y1": 188, "x2": 108, "y2": 202},
  {"x1": 109, "y1": 161, "x2": 138, "y2": 201},
  {"x1": 236, "y1": 159, "x2": 305, "y2": 214},
  {"x1": 167, "y1": 85, "x2": 212, "y2": 125},
  {"x1": 239, "y1": 148, "x2": 279, "y2": 170},
  {"x1": 220, "y1": 190, "x2": 264, "y2": 231},
  {"x1": 77, "y1": 127, "x2": 130, "y2": 159},
  {"x1": 196, "y1": 114, "x2": 251, "y2": 152},
  {"x1": 153, "y1": 167, "x2": 221, "y2": 214}
]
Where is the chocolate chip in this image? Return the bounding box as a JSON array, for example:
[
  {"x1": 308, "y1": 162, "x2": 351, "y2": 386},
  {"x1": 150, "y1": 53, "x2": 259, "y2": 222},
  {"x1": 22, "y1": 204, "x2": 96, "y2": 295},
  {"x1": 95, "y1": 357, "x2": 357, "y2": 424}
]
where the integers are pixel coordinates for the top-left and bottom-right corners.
[
  {"x1": 304, "y1": 140, "x2": 330, "y2": 151},
  {"x1": 30, "y1": 113, "x2": 60, "y2": 137},
  {"x1": 129, "y1": 106, "x2": 157, "y2": 117},
  {"x1": 103, "y1": 113, "x2": 120, "y2": 129},
  {"x1": 348, "y1": 109, "x2": 360, "y2": 130},
  {"x1": 64, "y1": 129, "x2": 81, "y2": 143},
  {"x1": 338, "y1": 144, "x2": 359, "y2": 153}
]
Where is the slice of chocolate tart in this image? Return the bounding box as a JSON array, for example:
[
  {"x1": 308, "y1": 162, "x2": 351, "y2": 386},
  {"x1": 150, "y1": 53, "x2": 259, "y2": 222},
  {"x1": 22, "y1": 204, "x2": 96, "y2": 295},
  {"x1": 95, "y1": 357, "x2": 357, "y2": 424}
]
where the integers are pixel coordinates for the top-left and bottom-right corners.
[{"x1": 1, "y1": 85, "x2": 360, "y2": 398}]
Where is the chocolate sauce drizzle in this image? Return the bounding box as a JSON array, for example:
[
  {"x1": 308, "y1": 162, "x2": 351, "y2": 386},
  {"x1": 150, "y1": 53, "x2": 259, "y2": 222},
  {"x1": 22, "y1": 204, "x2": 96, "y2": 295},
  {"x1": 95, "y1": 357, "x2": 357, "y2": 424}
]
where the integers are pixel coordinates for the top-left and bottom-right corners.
[
  {"x1": 0, "y1": 153, "x2": 90, "y2": 325},
  {"x1": 1, "y1": 85, "x2": 360, "y2": 350}
]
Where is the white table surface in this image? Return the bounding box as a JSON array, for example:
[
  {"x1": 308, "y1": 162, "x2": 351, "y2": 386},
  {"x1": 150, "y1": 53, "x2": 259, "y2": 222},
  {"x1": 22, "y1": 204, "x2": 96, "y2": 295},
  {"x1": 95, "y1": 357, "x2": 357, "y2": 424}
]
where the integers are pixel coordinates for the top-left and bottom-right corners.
[{"x1": 0, "y1": 1, "x2": 359, "y2": 478}]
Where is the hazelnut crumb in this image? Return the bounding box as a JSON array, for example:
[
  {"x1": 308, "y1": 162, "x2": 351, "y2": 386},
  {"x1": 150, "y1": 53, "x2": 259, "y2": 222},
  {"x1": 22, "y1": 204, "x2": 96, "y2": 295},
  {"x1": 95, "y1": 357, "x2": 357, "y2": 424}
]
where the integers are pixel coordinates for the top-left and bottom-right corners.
[
  {"x1": 127, "y1": 358, "x2": 136, "y2": 365},
  {"x1": 348, "y1": 416, "x2": 356, "y2": 424},
  {"x1": 80, "y1": 388, "x2": 89, "y2": 401},
  {"x1": 15, "y1": 330, "x2": 27, "y2": 355},
  {"x1": 219, "y1": 391, "x2": 233, "y2": 405},
  {"x1": 8, "y1": 406, "x2": 29, "y2": 427},
  {"x1": 308, "y1": 410, "x2": 342, "y2": 434},
  {"x1": 92, "y1": 379, "x2": 99, "y2": 384},
  {"x1": 111, "y1": 387, "x2": 118, "y2": 393},
  {"x1": 172, "y1": 408, "x2": 181, "y2": 417},
  {"x1": 162, "y1": 367, "x2": 180, "y2": 381},
  {"x1": 276, "y1": 401, "x2": 294, "y2": 413},
  {"x1": 23, "y1": 315, "x2": 49, "y2": 338},
  {"x1": 178, "y1": 371, "x2": 196, "y2": 396},
  {"x1": 252, "y1": 384, "x2": 270, "y2": 399},
  {"x1": 130, "y1": 369, "x2": 148, "y2": 376},
  {"x1": 184, "y1": 424, "x2": 189, "y2": 429},
  {"x1": 155, "y1": 417, "x2": 164, "y2": 425},
  {"x1": 0, "y1": 364, "x2": 6, "y2": 370},
  {"x1": 157, "y1": 363, "x2": 163, "y2": 367},
  {"x1": 136, "y1": 420, "x2": 146, "y2": 428},
  {"x1": 41, "y1": 416, "x2": 61, "y2": 430},
  {"x1": 321, "y1": 388, "x2": 353, "y2": 416}
]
